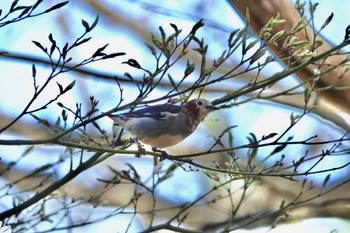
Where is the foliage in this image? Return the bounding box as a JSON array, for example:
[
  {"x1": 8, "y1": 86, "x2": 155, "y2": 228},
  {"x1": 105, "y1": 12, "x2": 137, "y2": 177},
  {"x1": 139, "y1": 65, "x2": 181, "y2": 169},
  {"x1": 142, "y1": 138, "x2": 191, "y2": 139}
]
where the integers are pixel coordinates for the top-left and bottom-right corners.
[{"x1": 0, "y1": 0, "x2": 350, "y2": 232}]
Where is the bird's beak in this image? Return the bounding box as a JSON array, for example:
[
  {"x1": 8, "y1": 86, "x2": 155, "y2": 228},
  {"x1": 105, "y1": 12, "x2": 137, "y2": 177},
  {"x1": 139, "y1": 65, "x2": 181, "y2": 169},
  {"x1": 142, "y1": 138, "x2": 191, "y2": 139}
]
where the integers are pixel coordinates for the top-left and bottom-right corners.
[{"x1": 206, "y1": 105, "x2": 220, "y2": 111}]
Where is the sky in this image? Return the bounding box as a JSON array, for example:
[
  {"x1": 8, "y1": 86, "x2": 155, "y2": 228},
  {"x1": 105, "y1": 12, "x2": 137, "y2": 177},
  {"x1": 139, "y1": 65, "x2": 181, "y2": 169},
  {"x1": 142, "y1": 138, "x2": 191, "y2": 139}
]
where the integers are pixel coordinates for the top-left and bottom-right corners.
[{"x1": 0, "y1": 0, "x2": 350, "y2": 232}]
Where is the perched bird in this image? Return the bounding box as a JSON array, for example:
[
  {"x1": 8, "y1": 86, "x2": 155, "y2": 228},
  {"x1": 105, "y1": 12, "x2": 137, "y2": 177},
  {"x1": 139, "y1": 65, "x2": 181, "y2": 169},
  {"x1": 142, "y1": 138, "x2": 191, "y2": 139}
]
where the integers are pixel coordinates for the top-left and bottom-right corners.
[{"x1": 109, "y1": 98, "x2": 219, "y2": 158}]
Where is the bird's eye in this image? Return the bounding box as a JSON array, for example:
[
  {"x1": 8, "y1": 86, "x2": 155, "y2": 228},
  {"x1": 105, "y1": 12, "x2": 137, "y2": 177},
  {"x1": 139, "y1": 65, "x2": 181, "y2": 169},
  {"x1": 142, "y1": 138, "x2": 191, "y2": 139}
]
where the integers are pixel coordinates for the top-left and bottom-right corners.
[{"x1": 197, "y1": 100, "x2": 203, "y2": 106}]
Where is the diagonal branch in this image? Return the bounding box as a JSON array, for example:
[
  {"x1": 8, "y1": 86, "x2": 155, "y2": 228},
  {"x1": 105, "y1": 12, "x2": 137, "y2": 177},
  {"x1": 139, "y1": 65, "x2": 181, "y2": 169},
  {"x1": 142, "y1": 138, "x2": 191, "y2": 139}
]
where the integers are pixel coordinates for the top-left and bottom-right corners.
[{"x1": 229, "y1": 0, "x2": 350, "y2": 127}]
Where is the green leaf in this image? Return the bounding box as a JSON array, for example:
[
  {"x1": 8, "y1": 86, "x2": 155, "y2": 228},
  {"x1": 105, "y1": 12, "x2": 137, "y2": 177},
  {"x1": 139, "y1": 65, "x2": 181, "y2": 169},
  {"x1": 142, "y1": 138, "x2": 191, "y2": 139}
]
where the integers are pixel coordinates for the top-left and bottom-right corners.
[
  {"x1": 308, "y1": 1, "x2": 319, "y2": 18},
  {"x1": 269, "y1": 30, "x2": 285, "y2": 44},
  {"x1": 163, "y1": 47, "x2": 171, "y2": 58},
  {"x1": 165, "y1": 163, "x2": 178, "y2": 175},
  {"x1": 184, "y1": 60, "x2": 195, "y2": 77},
  {"x1": 9, "y1": 0, "x2": 19, "y2": 12},
  {"x1": 219, "y1": 125, "x2": 238, "y2": 138},
  {"x1": 203, "y1": 66, "x2": 216, "y2": 76},
  {"x1": 247, "y1": 132, "x2": 258, "y2": 145},
  {"x1": 48, "y1": 33, "x2": 56, "y2": 55},
  {"x1": 308, "y1": 180, "x2": 315, "y2": 190},
  {"x1": 159, "y1": 26, "x2": 166, "y2": 42},
  {"x1": 122, "y1": 59, "x2": 141, "y2": 69},
  {"x1": 90, "y1": 15, "x2": 99, "y2": 32},
  {"x1": 55, "y1": 116, "x2": 61, "y2": 128},
  {"x1": 269, "y1": 144, "x2": 287, "y2": 156},
  {"x1": 270, "y1": 136, "x2": 293, "y2": 156},
  {"x1": 230, "y1": 29, "x2": 244, "y2": 50},
  {"x1": 144, "y1": 42, "x2": 156, "y2": 56},
  {"x1": 22, "y1": 145, "x2": 35, "y2": 157},
  {"x1": 241, "y1": 29, "x2": 247, "y2": 55},
  {"x1": 32, "y1": 40, "x2": 47, "y2": 53},
  {"x1": 61, "y1": 109, "x2": 67, "y2": 121},
  {"x1": 228, "y1": 29, "x2": 240, "y2": 47},
  {"x1": 18, "y1": 6, "x2": 31, "y2": 18},
  {"x1": 32, "y1": 64, "x2": 36, "y2": 78},
  {"x1": 304, "y1": 82, "x2": 312, "y2": 104},
  {"x1": 245, "y1": 40, "x2": 259, "y2": 53},
  {"x1": 192, "y1": 47, "x2": 206, "y2": 54},
  {"x1": 323, "y1": 174, "x2": 331, "y2": 188},
  {"x1": 108, "y1": 165, "x2": 121, "y2": 175},
  {"x1": 170, "y1": 23, "x2": 178, "y2": 33},
  {"x1": 245, "y1": 7, "x2": 250, "y2": 23},
  {"x1": 48, "y1": 33, "x2": 54, "y2": 43},
  {"x1": 62, "y1": 42, "x2": 68, "y2": 59},
  {"x1": 190, "y1": 19, "x2": 204, "y2": 34},
  {"x1": 124, "y1": 72, "x2": 134, "y2": 81},
  {"x1": 168, "y1": 74, "x2": 177, "y2": 89},
  {"x1": 151, "y1": 33, "x2": 163, "y2": 50},
  {"x1": 30, "y1": 114, "x2": 51, "y2": 127},
  {"x1": 320, "y1": 12, "x2": 333, "y2": 31},
  {"x1": 228, "y1": 128, "x2": 235, "y2": 148},
  {"x1": 33, "y1": 0, "x2": 44, "y2": 10},
  {"x1": 44, "y1": 1, "x2": 69, "y2": 13},
  {"x1": 75, "y1": 37, "x2": 91, "y2": 46},
  {"x1": 31, "y1": 164, "x2": 54, "y2": 177},
  {"x1": 56, "y1": 82, "x2": 64, "y2": 93},
  {"x1": 101, "y1": 52, "x2": 126, "y2": 60},
  {"x1": 126, "y1": 163, "x2": 140, "y2": 182},
  {"x1": 261, "y1": 132, "x2": 278, "y2": 141},
  {"x1": 165, "y1": 33, "x2": 176, "y2": 47},
  {"x1": 63, "y1": 80, "x2": 76, "y2": 93},
  {"x1": 250, "y1": 49, "x2": 266, "y2": 65},
  {"x1": 81, "y1": 19, "x2": 90, "y2": 32},
  {"x1": 294, "y1": 0, "x2": 306, "y2": 11},
  {"x1": 344, "y1": 25, "x2": 350, "y2": 42},
  {"x1": 291, "y1": 18, "x2": 307, "y2": 33},
  {"x1": 301, "y1": 178, "x2": 308, "y2": 190},
  {"x1": 92, "y1": 44, "x2": 109, "y2": 57}
]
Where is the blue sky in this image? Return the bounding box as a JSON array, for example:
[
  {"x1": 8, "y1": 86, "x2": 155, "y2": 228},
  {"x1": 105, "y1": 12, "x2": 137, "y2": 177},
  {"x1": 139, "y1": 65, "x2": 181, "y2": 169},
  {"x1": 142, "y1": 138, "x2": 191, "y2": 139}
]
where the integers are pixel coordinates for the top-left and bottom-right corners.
[{"x1": 0, "y1": 1, "x2": 349, "y2": 232}]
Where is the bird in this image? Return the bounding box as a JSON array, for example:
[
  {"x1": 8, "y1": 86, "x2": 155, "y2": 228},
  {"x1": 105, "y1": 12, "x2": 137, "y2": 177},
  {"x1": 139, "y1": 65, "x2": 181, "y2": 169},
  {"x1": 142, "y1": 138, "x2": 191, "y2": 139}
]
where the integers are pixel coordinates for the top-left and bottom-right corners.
[{"x1": 109, "y1": 98, "x2": 219, "y2": 158}]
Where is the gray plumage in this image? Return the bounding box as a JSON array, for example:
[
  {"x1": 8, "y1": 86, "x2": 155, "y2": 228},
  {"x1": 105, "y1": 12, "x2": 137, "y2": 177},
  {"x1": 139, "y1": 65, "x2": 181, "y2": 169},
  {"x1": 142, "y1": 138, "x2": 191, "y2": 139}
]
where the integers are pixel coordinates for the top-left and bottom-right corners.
[{"x1": 109, "y1": 99, "x2": 218, "y2": 149}]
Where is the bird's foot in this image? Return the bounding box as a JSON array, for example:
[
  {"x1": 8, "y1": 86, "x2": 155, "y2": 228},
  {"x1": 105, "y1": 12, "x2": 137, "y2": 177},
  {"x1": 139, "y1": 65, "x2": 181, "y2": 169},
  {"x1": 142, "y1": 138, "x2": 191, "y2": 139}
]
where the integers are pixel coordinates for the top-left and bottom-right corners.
[
  {"x1": 131, "y1": 138, "x2": 146, "y2": 157},
  {"x1": 136, "y1": 143, "x2": 146, "y2": 157},
  {"x1": 152, "y1": 147, "x2": 169, "y2": 161},
  {"x1": 136, "y1": 148, "x2": 146, "y2": 157}
]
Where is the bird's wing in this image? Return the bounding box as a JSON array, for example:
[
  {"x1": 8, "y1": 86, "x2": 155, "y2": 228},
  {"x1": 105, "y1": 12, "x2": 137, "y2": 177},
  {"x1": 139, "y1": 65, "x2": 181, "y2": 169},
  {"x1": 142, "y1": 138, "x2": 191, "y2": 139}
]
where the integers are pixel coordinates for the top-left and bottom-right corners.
[{"x1": 124, "y1": 104, "x2": 181, "y2": 120}]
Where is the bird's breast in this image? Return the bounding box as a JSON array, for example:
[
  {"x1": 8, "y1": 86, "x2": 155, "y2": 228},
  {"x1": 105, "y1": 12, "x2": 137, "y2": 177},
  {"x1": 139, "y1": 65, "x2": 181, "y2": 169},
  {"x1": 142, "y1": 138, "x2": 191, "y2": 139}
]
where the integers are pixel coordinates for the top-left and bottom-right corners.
[{"x1": 139, "y1": 133, "x2": 185, "y2": 148}]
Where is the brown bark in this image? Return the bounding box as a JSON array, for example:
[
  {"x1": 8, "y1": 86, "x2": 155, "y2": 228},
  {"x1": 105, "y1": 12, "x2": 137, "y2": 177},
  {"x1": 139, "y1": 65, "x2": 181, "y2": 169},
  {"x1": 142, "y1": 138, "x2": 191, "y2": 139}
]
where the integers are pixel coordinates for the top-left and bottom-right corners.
[{"x1": 230, "y1": 0, "x2": 350, "y2": 122}]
